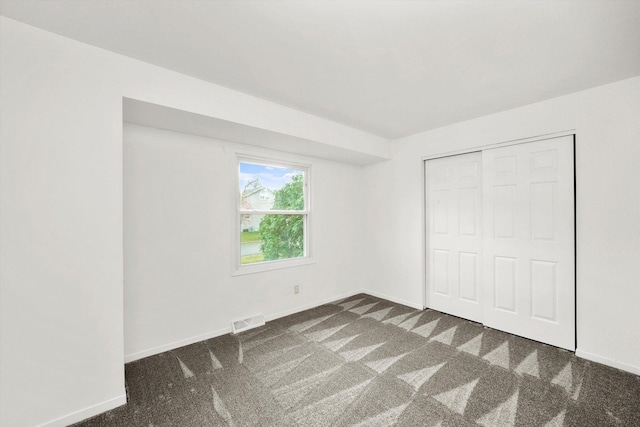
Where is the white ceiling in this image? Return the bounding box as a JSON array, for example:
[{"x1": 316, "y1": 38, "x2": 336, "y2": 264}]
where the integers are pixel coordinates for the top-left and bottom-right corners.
[{"x1": 2, "y1": 1, "x2": 640, "y2": 139}]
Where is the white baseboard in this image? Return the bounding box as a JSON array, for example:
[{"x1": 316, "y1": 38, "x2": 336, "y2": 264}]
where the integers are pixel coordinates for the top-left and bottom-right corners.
[
  {"x1": 264, "y1": 289, "x2": 365, "y2": 322},
  {"x1": 123, "y1": 289, "x2": 423, "y2": 364},
  {"x1": 124, "y1": 289, "x2": 365, "y2": 363},
  {"x1": 363, "y1": 289, "x2": 423, "y2": 310},
  {"x1": 125, "y1": 326, "x2": 231, "y2": 363},
  {"x1": 36, "y1": 394, "x2": 126, "y2": 427},
  {"x1": 576, "y1": 349, "x2": 640, "y2": 376}
]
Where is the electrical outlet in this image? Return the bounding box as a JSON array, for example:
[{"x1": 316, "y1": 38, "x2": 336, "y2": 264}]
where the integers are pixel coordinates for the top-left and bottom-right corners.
[{"x1": 294, "y1": 284, "x2": 299, "y2": 294}]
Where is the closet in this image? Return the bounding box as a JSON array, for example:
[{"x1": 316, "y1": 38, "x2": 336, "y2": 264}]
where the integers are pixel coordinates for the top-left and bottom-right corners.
[{"x1": 425, "y1": 135, "x2": 575, "y2": 350}]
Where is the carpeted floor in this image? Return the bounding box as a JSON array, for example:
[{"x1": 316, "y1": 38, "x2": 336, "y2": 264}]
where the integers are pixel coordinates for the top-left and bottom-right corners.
[{"x1": 74, "y1": 294, "x2": 640, "y2": 426}]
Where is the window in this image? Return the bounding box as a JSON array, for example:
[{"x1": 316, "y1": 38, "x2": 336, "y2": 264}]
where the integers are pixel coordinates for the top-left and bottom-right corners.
[{"x1": 237, "y1": 158, "x2": 310, "y2": 270}]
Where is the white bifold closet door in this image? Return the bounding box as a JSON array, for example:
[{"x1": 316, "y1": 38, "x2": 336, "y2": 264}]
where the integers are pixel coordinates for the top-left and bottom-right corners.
[
  {"x1": 482, "y1": 136, "x2": 575, "y2": 350},
  {"x1": 426, "y1": 135, "x2": 575, "y2": 351},
  {"x1": 427, "y1": 152, "x2": 483, "y2": 323}
]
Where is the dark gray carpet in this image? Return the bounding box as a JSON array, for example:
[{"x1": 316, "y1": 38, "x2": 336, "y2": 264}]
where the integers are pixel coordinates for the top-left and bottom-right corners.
[{"x1": 74, "y1": 294, "x2": 640, "y2": 426}]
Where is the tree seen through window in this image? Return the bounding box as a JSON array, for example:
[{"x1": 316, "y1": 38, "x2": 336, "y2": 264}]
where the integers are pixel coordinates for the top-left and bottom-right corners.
[{"x1": 239, "y1": 161, "x2": 307, "y2": 265}]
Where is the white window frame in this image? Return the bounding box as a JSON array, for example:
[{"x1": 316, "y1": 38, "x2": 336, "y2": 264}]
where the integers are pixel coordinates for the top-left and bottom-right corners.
[{"x1": 234, "y1": 154, "x2": 313, "y2": 275}]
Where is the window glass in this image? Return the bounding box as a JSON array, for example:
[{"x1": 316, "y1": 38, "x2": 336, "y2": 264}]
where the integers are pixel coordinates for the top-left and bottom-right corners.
[
  {"x1": 239, "y1": 163, "x2": 305, "y2": 211},
  {"x1": 239, "y1": 161, "x2": 307, "y2": 266}
]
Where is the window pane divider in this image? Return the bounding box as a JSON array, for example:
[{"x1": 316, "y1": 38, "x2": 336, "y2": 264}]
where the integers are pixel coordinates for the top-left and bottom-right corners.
[{"x1": 239, "y1": 210, "x2": 309, "y2": 215}]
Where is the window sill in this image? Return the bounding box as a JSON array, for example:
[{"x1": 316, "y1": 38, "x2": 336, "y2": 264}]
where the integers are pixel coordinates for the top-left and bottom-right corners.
[{"x1": 232, "y1": 256, "x2": 315, "y2": 276}]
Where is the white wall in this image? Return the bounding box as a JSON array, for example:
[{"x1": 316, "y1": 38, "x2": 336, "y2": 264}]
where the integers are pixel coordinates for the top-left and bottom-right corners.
[
  {"x1": 2, "y1": 14, "x2": 639, "y2": 427},
  {"x1": 0, "y1": 17, "x2": 379, "y2": 427},
  {"x1": 123, "y1": 124, "x2": 365, "y2": 360},
  {"x1": 363, "y1": 76, "x2": 640, "y2": 374}
]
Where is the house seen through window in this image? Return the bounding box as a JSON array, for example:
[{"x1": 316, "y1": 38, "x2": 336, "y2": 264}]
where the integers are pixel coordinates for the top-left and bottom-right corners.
[{"x1": 239, "y1": 160, "x2": 308, "y2": 266}]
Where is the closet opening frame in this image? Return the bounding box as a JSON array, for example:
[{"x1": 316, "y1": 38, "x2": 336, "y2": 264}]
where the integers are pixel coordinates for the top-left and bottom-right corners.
[{"x1": 421, "y1": 129, "x2": 577, "y2": 350}]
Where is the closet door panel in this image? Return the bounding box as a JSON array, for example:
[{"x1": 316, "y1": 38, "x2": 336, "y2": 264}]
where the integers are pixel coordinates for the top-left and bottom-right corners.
[
  {"x1": 482, "y1": 136, "x2": 575, "y2": 350},
  {"x1": 426, "y1": 152, "x2": 483, "y2": 322}
]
